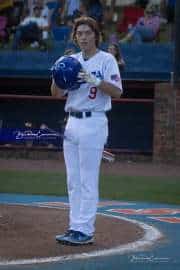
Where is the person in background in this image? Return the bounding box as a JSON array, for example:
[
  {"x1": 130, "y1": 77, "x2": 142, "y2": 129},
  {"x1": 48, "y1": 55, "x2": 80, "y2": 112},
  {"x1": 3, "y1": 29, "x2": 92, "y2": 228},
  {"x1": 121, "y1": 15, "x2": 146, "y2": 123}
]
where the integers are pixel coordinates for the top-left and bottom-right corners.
[
  {"x1": 63, "y1": 0, "x2": 80, "y2": 18},
  {"x1": 120, "y1": 3, "x2": 167, "y2": 43},
  {"x1": 12, "y1": 5, "x2": 49, "y2": 50},
  {"x1": 49, "y1": 0, "x2": 65, "y2": 26},
  {"x1": 160, "y1": 0, "x2": 175, "y2": 40},
  {"x1": 108, "y1": 43, "x2": 125, "y2": 71},
  {"x1": 160, "y1": 0, "x2": 175, "y2": 19},
  {"x1": 85, "y1": 0, "x2": 103, "y2": 26}
]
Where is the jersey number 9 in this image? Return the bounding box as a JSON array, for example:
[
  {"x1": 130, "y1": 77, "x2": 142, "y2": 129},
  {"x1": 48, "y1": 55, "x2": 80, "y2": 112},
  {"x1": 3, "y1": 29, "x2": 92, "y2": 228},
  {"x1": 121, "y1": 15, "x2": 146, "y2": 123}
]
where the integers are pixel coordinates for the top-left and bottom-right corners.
[{"x1": 88, "y1": 87, "x2": 97, "y2": 99}]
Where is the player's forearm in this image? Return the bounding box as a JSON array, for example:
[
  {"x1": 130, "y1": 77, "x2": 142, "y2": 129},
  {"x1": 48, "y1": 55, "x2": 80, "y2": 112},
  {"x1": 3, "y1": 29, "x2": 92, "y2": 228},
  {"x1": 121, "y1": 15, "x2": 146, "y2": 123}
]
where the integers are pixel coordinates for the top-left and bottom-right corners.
[
  {"x1": 98, "y1": 81, "x2": 122, "y2": 99},
  {"x1": 50, "y1": 80, "x2": 64, "y2": 97}
]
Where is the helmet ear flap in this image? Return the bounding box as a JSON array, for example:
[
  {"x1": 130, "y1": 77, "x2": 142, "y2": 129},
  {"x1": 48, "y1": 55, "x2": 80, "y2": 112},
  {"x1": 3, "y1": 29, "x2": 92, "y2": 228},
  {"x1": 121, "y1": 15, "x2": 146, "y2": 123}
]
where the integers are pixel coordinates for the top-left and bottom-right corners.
[{"x1": 51, "y1": 56, "x2": 82, "y2": 91}]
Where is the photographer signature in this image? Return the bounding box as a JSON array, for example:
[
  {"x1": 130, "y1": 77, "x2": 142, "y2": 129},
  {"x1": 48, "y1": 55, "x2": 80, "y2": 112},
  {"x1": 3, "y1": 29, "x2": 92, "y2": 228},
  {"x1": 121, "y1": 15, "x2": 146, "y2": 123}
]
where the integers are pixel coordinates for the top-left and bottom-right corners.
[{"x1": 129, "y1": 255, "x2": 171, "y2": 263}]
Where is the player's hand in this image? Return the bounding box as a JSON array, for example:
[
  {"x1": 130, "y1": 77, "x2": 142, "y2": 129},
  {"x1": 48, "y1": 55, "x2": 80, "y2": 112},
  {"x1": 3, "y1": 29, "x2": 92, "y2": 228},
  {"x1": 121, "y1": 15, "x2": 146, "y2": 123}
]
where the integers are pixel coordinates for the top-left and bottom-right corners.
[{"x1": 77, "y1": 71, "x2": 101, "y2": 86}]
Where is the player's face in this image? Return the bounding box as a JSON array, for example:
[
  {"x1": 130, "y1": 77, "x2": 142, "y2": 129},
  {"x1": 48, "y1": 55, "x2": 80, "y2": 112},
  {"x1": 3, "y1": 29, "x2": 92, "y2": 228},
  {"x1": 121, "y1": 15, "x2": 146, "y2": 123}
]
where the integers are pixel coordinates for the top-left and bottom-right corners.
[{"x1": 75, "y1": 24, "x2": 96, "y2": 52}]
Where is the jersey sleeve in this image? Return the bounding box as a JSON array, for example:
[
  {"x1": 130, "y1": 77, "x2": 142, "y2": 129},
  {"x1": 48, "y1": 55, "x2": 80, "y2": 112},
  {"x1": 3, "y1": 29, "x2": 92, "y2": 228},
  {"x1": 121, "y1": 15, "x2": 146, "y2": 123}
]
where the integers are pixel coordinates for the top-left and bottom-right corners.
[{"x1": 103, "y1": 54, "x2": 123, "y2": 93}]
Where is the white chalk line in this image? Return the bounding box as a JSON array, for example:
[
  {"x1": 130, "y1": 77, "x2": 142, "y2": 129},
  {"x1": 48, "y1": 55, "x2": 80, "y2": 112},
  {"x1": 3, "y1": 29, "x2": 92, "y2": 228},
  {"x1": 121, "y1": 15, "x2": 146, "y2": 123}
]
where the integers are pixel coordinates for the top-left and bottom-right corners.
[{"x1": 0, "y1": 207, "x2": 163, "y2": 266}]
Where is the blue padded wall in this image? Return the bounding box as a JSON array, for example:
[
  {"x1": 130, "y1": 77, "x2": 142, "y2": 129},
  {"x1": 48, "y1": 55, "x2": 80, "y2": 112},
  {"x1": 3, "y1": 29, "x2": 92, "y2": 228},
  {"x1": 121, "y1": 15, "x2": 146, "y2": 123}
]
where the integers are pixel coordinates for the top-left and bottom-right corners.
[{"x1": 0, "y1": 43, "x2": 173, "y2": 81}]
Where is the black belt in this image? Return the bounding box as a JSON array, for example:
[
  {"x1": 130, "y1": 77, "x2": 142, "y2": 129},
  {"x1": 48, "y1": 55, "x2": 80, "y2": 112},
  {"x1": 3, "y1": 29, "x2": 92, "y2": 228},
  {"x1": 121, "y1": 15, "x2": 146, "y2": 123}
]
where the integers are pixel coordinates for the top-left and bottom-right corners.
[{"x1": 69, "y1": 111, "x2": 92, "y2": 118}]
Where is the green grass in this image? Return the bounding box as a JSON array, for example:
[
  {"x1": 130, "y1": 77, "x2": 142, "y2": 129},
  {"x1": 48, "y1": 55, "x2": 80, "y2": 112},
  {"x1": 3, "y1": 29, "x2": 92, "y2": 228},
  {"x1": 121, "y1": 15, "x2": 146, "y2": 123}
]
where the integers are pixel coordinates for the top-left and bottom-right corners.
[
  {"x1": 100, "y1": 174, "x2": 180, "y2": 205},
  {"x1": 0, "y1": 170, "x2": 180, "y2": 205},
  {"x1": 0, "y1": 170, "x2": 67, "y2": 196}
]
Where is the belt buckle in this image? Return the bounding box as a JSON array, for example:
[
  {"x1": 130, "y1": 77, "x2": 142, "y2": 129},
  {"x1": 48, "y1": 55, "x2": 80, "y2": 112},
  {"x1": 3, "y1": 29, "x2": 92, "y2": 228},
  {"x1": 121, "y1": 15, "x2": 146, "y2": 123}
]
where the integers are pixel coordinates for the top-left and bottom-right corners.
[{"x1": 69, "y1": 111, "x2": 91, "y2": 118}]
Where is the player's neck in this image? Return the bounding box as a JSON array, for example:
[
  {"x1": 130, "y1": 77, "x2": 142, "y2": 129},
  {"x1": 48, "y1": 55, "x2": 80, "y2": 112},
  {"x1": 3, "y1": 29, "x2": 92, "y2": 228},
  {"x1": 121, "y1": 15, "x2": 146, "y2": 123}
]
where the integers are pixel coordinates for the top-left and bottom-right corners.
[{"x1": 82, "y1": 47, "x2": 98, "y2": 61}]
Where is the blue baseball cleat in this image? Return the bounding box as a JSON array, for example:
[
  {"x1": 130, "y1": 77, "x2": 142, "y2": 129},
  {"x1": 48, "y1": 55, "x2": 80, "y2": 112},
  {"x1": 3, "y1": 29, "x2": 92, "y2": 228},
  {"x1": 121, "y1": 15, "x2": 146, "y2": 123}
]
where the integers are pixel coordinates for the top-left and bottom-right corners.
[
  {"x1": 65, "y1": 231, "x2": 94, "y2": 246},
  {"x1": 56, "y1": 230, "x2": 75, "y2": 244},
  {"x1": 56, "y1": 230, "x2": 94, "y2": 246}
]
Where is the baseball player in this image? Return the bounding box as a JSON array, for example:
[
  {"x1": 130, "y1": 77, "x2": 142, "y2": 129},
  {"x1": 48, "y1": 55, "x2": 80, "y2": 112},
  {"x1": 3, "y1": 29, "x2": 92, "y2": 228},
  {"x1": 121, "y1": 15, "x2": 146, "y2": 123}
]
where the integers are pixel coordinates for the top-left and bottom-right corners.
[{"x1": 51, "y1": 16, "x2": 123, "y2": 245}]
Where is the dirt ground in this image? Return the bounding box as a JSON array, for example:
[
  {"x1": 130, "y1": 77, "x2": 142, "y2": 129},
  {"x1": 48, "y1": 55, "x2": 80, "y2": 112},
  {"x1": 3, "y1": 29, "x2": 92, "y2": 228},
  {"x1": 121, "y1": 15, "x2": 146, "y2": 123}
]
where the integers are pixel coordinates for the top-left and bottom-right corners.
[
  {"x1": 0, "y1": 204, "x2": 144, "y2": 260},
  {"x1": 0, "y1": 157, "x2": 180, "y2": 177},
  {"x1": 0, "y1": 157, "x2": 179, "y2": 261}
]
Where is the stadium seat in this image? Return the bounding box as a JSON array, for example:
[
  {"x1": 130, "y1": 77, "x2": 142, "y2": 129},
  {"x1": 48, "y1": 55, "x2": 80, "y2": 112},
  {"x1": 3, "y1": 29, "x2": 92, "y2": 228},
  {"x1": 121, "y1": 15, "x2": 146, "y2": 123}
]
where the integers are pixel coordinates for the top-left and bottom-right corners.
[{"x1": 52, "y1": 26, "x2": 71, "y2": 42}]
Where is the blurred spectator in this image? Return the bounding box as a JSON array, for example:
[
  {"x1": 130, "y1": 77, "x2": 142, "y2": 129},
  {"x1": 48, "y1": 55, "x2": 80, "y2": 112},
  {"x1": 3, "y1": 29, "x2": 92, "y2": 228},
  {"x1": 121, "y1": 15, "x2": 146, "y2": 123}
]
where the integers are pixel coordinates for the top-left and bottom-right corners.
[
  {"x1": 135, "y1": 0, "x2": 149, "y2": 9},
  {"x1": 160, "y1": 0, "x2": 175, "y2": 22},
  {"x1": 78, "y1": 1, "x2": 87, "y2": 16},
  {"x1": 103, "y1": 5, "x2": 114, "y2": 25},
  {"x1": 68, "y1": 1, "x2": 87, "y2": 19},
  {"x1": 0, "y1": 15, "x2": 9, "y2": 46},
  {"x1": 120, "y1": 3, "x2": 167, "y2": 43},
  {"x1": 116, "y1": 2, "x2": 144, "y2": 35},
  {"x1": 41, "y1": 2, "x2": 51, "y2": 22},
  {"x1": 28, "y1": 0, "x2": 44, "y2": 14},
  {"x1": 108, "y1": 43, "x2": 126, "y2": 71},
  {"x1": 102, "y1": 5, "x2": 115, "y2": 42},
  {"x1": 160, "y1": 0, "x2": 175, "y2": 40},
  {"x1": 12, "y1": 5, "x2": 49, "y2": 50},
  {"x1": 51, "y1": 15, "x2": 73, "y2": 42},
  {"x1": 11, "y1": 0, "x2": 25, "y2": 25},
  {"x1": 27, "y1": 1, "x2": 64, "y2": 26},
  {"x1": 85, "y1": 0, "x2": 103, "y2": 25},
  {"x1": 106, "y1": 0, "x2": 136, "y2": 6},
  {"x1": 0, "y1": 0, "x2": 13, "y2": 11},
  {"x1": 0, "y1": 1, "x2": 21, "y2": 45},
  {"x1": 50, "y1": 0, "x2": 65, "y2": 26},
  {"x1": 63, "y1": 0, "x2": 80, "y2": 18}
]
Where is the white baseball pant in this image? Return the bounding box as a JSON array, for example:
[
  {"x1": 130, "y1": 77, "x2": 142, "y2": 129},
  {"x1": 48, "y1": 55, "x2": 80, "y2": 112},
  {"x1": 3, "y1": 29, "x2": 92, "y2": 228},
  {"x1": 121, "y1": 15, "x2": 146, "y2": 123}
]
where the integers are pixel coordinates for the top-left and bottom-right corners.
[{"x1": 63, "y1": 112, "x2": 108, "y2": 235}]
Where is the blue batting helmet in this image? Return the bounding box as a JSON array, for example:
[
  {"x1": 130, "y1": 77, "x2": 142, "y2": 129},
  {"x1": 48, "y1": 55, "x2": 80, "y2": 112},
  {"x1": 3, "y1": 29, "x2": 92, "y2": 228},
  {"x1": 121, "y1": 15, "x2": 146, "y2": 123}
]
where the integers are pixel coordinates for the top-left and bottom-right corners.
[{"x1": 51, "y1": 56, "x2": 82, "y2": 91}]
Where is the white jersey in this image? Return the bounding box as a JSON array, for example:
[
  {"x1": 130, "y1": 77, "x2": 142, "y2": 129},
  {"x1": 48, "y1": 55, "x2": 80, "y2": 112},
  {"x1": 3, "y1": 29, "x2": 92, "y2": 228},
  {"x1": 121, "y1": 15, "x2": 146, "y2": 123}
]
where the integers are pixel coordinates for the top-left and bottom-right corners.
[
  {"x1": 64, "y1": 50, "x2": 122, "y2": 112},
  {"x1": 21, "y1": 16, "x2": 48, "y2": 29}
]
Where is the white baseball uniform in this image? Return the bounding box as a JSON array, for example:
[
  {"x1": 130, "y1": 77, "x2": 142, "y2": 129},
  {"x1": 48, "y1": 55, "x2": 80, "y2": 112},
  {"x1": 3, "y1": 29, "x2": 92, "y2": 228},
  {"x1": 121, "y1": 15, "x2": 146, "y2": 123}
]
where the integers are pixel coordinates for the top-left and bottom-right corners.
[{"x1": 61, "y1": 50, "x2": 122, "y2": 236}]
